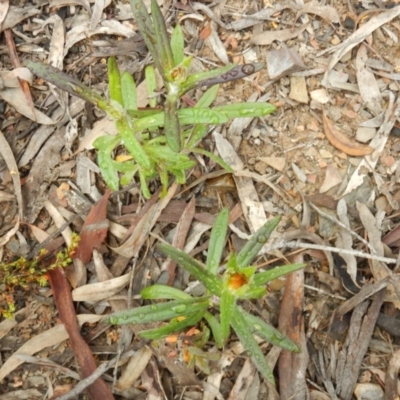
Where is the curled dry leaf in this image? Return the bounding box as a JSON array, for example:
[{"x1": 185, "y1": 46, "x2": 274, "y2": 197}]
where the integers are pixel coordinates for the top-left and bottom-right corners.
[{"x1": 323, "y1": 114, "x2": 373, "y2": 156}]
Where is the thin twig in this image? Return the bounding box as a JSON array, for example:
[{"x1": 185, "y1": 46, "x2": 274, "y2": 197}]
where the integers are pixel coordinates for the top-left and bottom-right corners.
[
  {"x1": 308, "y1": 202, "x2": 377, "y2": 254},
  {"x1": 264, "y1": 241, "x2": 396, "y2": 264},
  {"x1": 57, "y1": 342, "x2": 147, "y2": 400}
]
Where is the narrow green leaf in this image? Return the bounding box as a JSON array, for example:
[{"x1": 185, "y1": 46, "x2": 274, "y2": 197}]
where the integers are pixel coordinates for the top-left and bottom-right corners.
[
  {"x1": 93, "y1": 135, "x2": 121, "y2": 191},
  {"x1": 129, "y1": 0, "x2": 162, "y2": 72},
  {"x1": 213, "y1": 103, "x2": 276, "y2": 118},
  {"x1": 190, "y1": 148, "x2": 234, "y2": 173},
  {"x1": 237, "y1": 216, "x2": 281, "y2": 269},
  {"x1": 156, "y1": 243, "x2": 223, "y2": 296},
  {"x1": 231, "y1": 305, "x2": 275, "y2": 383},
  {"x1": 164, "y1": 94, "x2": 181, "y2": 152},
  {"x1": 128, "y1": 109, "x2": 160, "y2": 119},
  {"x1": 145, "y1": 65, "x2": 158, "y2": 108},
  {"x1": 121, "y1": 71, "x2": 138, "y2": 110},
  {"x1": 253, "y1": 263, "x2": 306, "y2": 286},
  {"x1": 220, "y1": 289, "x2": 235, "y2": 345},
  {"x1": 151, "y1": 0, "x2": 174, "y2": 74},
  {"x1": 104, "y1": 297, "x2": 210, "y2": 325},
  {"x1": 239, "y1": 307, "x2": 301, "y2": 353},
  {"x1": 203, "y1": 312, "x2": 224, "y2": 349},
  {"x1": 132, "y1": 108, "x2": 228, "y2": 132},
  {"x1": 138, "y1": 169, "x2": 151, "y2": 199},
  {"x1": 206, "y1": 208, "x2": 229, "y2": 274},
  {"x1": 116, "y1": 119, "x2": 152, "y2": 171},
  {"x1": 195, "y1": 85, "x2": 219, "y2": 109},
  {"x1": 185, "y1": 125, "x2": 208, "y2": 149},
  {"x1": 171, "y1": 24, "x2": 184, "y2": 65},
  {"x1": 141, "y1": 284, "x2": 191, "y2": 300},
  {"x1": 179, "y1": 63, "x2": 237, "y2": 95},
  {"x1": 107, "y1": 57, "x2": 123, "y2": 105},
  {"x1": 139, "y1": 311, "x2": 205, "y2": 339},
  {"x1": 25, "y1": 61, "x2": 105, "y2": 106}
]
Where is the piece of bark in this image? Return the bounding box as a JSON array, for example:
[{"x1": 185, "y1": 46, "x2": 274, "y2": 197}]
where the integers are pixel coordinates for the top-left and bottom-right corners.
[
  {"x1": 278, "y1": 257, "x2": 309, "y2": 400},
  {"x1": 48, "y1": 267, "x2": 114, "y2": 400},
  {"x1": 74, "y1": 189, "x2": 111, "y2": 264},
  {"x1": 335, "y1": 288, "x2": 385, "y2": 399}
]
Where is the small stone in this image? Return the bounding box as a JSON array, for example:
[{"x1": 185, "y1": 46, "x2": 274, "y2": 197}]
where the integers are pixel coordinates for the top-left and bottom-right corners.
[
  {"x1": 289, "y1": 76, "x2": 309, "y2": 104},
  {"x1": 320, "y1": 164, "x2": 342, "y2": 193},
  {"x1": 356, "y1": 127, "x2": 376, "y2": 143},
  {"x1": 257, "y1": 157, "x2": 286, "y2": 172},
  {"x1": 310, "y1": 88, "x2": 330, "y2": 104},
  {"x1": 266, "y1": 46, "x2": 306, "y2": 80},
  {"x1": 319, "y1": 149, "x2": 333, "y2": 159}
]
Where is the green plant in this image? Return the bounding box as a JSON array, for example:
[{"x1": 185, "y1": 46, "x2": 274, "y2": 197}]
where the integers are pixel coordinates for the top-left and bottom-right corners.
[
  {"x1": 103, "y1": 209, "x2": 305, "y2": 383},
  {"x1": 0, "y1": 233, "x2": 80, "y2": 318},
  {"x1": 26, "y1": 0, "x2": 276, "y2": 198}
]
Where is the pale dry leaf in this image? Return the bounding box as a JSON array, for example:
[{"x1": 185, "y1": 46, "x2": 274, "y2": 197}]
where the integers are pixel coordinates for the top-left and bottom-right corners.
[
  {"x1": 323, "y1": 114, "x2": 374, "y2": 156},
  {"x1": 320, "y1": 6, "x2": 400, "y2": 84},
  {"x1": 228, "y1": 3, "x2": 298, "y2": 31},
  {"x1": 251, "y1": 25, "x2": 307, "y2": 46},
  {"x1": 115, "y1": 347, "x2": 153, "y2": 391},
  {"x1": 71, "y1": 272, "x2": 131, "y2": 302},
  {"x1": 213, "y1": 131, "x2": 267, "y2": 233},
  {"x1": 46, "y1": 14, "x2": 65, "y2": 69},
  {"x1": 205, "y1": 23, "x2": 229, "y2": 64},
  {"x1": 0, "y1": 308, "x2": 26, "y2": 341},
  {"x1": 355, "y1": 45, "x2": 383, "y2": 117},
  {"x1": 50, "y1": 0, "x2": 91, "y2": 13},
  {"x1": 46, "y1": 196, "x2": 87, "y2": 285},
  {"x1": 14, "y1": 354, "x2": 81, "y2": 380},
  {"x1": 19, "y1": 98, "x2": 85, "y2": 167},
  {"x1": 356, "y1": 202, "x2": 400, "y2": 308},
  {"x1": 92, "y1": 250, "x2": 127, "y2": 312},
  {"x1": 44, "y1": 200, "x2": 73, "y2": 247},
  {"x1": 336, "y1": 199, "x2": 357, "y2": 282},
  {"x1": 0, "y1": 0, "x2": 9, "y2": 27},
  {"x1": 1, "y1": 5, "x2": 40, "y2": 31},
  {"x1": 0, "y1": 68, "x2": 32, "y2": 87},
  {"x1": 65, "y1": 117, "x2": 79, "y2": 155},
  {"x1": 191, "y1": 2, "x2": 228, "y2": 30},
  {"x1": 28, "y1": 224, "x2": 49, "y2": 243},
  {"x1": 296, "y1": 1, "x2": 340, "y2": 25},
  {"x1": 0, "y1": 130, "x2": 23, "y2": 219},
  {"x1": 0, "y1": 389, "x2": 42, "y2": 399},
  {"x1": 76, "y1": 154, "x2": 99, "y2": 194},
  {"x1": 65, "y1": 19, "x2": 136, "y2": 55},
  {"x1": 90, "y1": 0, "x2": 106, "y2": 31},
  {"x1": 111, "y1": 183, "x2": 178, "y2": 257},
  {"x1": 343, "y1": 94, "x2": 399, "y2": 195},
  {"x1": 0, "y1": 314, "x2": 102, "y2": 382},
  {"x1": 0, "y1": 88, "x2": 54, "y2": 124},
  {"x1": 204, "y1": 353, "x2": 235, "y2": 400},
  {"x1": 228, "y1": 358, "x2": 257, "y2": 400}
]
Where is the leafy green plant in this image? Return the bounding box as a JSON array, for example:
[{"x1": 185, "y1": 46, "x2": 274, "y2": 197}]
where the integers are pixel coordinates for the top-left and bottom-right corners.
[
  {"x1": 103, "y1": 209, "x2": 305, "y2": 383},
  {"x1": 0, "y1": 233, "x2": 80, "y2": 318},
  {"x1": 26, "y1": 0, "x2": 276, "y2": 198}
]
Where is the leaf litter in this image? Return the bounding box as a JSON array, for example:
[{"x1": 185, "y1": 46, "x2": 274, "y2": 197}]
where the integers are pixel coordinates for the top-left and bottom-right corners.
[{"x1": 0, "y1": 0, "x2": 400, "y2": 399}]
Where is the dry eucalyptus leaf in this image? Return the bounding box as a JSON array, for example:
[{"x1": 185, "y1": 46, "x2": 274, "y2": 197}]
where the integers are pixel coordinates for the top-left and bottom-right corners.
[
  {"x1": 0, "y1": 88, "x2": 54, "y2": 124},
  {"x1": 295, "y1": 2, "x2": 340, "y2": 25},
  {"x1": 71, "y1": 272, "x2": 131, "y2": 302},
  {"x1": 355, "y1": 45, "x2": 383, "y2": 117},
  {"x1": 251, "y1": 25, "x2": 307, "y2": 46},
  {"x1": 1, "y1": 5, "x2": 40, "y2": 30},
  {"x1": 49, "y1": 0, "x2": 91, "y2": 13},
  {"x1": 0, "y1": 314, "x2": 102, "y2": 382},
  {"x1": 323, "y1": 114, "x2": 374, "y2": 157}
]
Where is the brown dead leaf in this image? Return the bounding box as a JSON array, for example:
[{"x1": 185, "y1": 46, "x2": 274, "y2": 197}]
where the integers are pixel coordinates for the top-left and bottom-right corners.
[
  {"x1": 199, "y1": 22, "x2": 212, "y2": 40},
  {"x1": 74, "y1": 189, "x2": 111, "y2": 264},
  {"x1": 323, "y1": 114, "x2": 373, "y2": 156}
]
